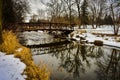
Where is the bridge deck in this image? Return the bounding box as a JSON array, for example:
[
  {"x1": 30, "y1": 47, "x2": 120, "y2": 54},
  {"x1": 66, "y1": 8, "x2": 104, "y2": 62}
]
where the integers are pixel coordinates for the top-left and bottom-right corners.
[{"x1": 18, "y1": 22, "x2": 75, "y2": 31}]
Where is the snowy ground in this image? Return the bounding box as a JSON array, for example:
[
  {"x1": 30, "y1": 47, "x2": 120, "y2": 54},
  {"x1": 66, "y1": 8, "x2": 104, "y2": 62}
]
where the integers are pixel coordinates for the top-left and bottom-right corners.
[
  {"x1": 0, "y1": 52, "x2": 26, "y2": 80},
  {"x1": 70, "y1": 26, "x2": 120, "y2": 48},
  {"x1": 20, "y1": 31, "x2": 54, "y2": 45},
  {"x1": 74, "y1": 25, "x2": 120, "y2": 35}
]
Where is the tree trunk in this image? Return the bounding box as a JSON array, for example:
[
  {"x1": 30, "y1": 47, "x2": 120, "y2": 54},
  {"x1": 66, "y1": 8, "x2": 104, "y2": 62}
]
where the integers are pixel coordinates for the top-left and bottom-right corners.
[
  {"x1": 92, "y1": 15, "x2": 95, "y2": 29},
  {"x1": 111, "y1": 4, "x2": 118, "y2": 35},
  {"x1": 69, "y1": 0, "x2": 72, "y2": 25},
  {"x1": 76, "y1": 0, "x2": 81, "y2": 29},
  {"x1": 69, "y1": 7, "x2": 72, "y2": 25},
  {"x1": 0, "y1": 0, "x2": 3, "y2": 44}
]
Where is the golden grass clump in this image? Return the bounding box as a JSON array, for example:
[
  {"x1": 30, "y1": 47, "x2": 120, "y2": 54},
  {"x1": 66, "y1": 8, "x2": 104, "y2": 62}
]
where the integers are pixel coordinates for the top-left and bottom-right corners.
[
  {"x1": 0, "y1": 31, "x2": 20, "y2": 54},
  {"x1": 15, "y1": 47, "x2": 50, "y2": 80},
  {"x1": 15, "y1": 47, "x2": 33, "y2": 64},
  {"x1": 24, "y1": 64, "x2": 50, "y2": 80},
  {"x1": 79, "y1": 29, "x2": 87, "y2": 33}
]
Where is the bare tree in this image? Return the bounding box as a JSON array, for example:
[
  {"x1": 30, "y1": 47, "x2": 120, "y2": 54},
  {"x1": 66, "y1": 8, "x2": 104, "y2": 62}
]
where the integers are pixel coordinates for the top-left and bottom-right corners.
[
  {"x1": 106, "y1": 0, "x2": 120, "y2": 35},
  {"x1": 81, "y1": 0, "x2": 89, "y2": 28},
  {"x1": 29, "y1": 14, "x2": 38, "y2": 22},
  {"x1": 44, "y1": 0, "x2": 65, "y2": 22},
  {"x1": 63, "y1": 0, "x2": 75, "y2": 24},
  {"x1": 75, "y1": 0, "x2": 82, "y2": 28},
  {"x1": 89, "y1": 0, "x2": 106, "y2": 28},
  {"x1": 37, "y1": 9, "x2": 46, "y2": 20},
  {"x1": 40, "y1": 0, "x2": 76, "y2": 24}
]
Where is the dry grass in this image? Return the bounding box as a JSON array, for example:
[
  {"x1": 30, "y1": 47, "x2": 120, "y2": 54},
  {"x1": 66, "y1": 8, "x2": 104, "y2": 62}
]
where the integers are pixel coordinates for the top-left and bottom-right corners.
[
  {"x1": 78, "y1": 29, "x2": 87, "y2": 33},
  {"x1": 15, "y1": 47, "x2": 50, "y2": 80},
  {"x1": 0, "y1": 31, "x2": 50, "y2": 80},
  {"x1": 0, "y1": 31, "x2": 21, "y2": 54}
]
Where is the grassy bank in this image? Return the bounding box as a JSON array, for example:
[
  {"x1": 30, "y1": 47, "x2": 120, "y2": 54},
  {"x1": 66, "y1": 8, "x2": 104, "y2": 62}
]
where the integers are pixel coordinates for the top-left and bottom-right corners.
[{"x1": 0, "y1": 31, "x2": 50, "y2": 80}]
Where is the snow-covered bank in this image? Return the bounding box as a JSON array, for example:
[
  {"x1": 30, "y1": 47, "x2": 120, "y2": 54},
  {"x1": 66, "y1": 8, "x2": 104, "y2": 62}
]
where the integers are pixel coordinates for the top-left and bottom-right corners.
[
  {"x1": 0, "y1": 52, "x2": 26, "y2": 80},
  {"x1": 86, "y1": 34, "x2": 120, "y2": 48},
  {"x1": 69, "y1": 27, "x2": 120, "y2": 48},
  {"x1": 74, "y1": 25, "x2": 120, "y2": 35},
  {"x1": 21, "y1": 31, "x2": 54, "y2": 45}
]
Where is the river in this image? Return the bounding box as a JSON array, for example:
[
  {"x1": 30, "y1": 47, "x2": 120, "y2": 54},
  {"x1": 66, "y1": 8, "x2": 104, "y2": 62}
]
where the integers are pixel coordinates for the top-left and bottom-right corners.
[{"x1": 20, "y1": 31, "x2": 120, "y2": 80}]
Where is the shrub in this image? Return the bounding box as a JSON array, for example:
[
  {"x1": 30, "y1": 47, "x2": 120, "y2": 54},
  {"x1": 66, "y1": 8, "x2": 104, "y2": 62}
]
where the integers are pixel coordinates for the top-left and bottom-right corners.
[
  {"x1": 15, "y1": 47, "x2": 32, "y2": 63},
  {"x1": 94, "y1": 40, "x2": 103, "y2": 46},
  {"x1": 15, "y1": 47, "x2": 50, "y2": 80},
  {"x1": 24, "y1": 64, "x2": 50, "y2": 80},
  {"x1": 0, "y1": 31, "x2": 21, "y2": 54}
]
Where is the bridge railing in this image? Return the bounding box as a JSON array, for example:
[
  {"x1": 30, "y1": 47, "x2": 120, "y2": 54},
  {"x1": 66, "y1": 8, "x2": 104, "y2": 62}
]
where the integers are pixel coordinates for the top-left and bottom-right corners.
[{"x1": 18, "y1": 22, "x2": 75, "y2": 31}]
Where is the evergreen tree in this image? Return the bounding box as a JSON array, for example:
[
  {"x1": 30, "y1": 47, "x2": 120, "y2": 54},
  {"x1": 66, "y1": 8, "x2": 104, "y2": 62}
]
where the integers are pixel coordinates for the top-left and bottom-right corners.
[
  {"x1": 81, "y1": 0, "x2": 89, "y2": 27},
  {"x1": 104, "y1": 14, "x2": 113, "y2": 25},
  {"x1": 104, "y1": 14, "x2": 108, "y2": 24},
  {"x1": 107, "y1": 15, "x2": 113, "y2": 25},
  {"x1": 2, "y1": 0, "x2": 29, "y2": 30},
  {"x1": 2, "y1": 0, "x2": 16, "y2": 23},
  {"x1": 14, "y1": 0, "x2": 30, "y2": 22}
]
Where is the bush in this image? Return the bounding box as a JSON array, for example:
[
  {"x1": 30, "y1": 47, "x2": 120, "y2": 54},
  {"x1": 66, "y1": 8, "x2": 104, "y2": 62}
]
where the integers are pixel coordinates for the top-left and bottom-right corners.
[
  {"x1": 24, "y1": 64, "x2": 50, "y2": 80},
  {"x1": 15, "y1": 47, "x2": 33, "y2": 64},
  {"x1": 0, "y1": 31, "x2": 21, "y2": 54},
  {"x1": 94, "y1": 40, "x2": 103, "y2": 46},
  {"x1": 15, "y1": 47, "x2": 50, "y2": 80}
]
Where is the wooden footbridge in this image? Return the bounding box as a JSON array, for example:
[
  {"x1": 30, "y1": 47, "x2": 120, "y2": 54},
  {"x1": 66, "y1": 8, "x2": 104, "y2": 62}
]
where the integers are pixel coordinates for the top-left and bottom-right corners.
[{"x1": 18, "y1": 22, "x2": 75, "y2": 32}]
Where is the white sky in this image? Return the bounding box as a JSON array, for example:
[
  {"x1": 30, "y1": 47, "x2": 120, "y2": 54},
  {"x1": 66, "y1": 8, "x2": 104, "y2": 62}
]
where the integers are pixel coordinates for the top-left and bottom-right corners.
[
  {"x1": 25, "y1": 0, "x2": 49, "y2": 22},
  {"x1": 28, "y1": 0, "x2": 47, "y2": 14}
]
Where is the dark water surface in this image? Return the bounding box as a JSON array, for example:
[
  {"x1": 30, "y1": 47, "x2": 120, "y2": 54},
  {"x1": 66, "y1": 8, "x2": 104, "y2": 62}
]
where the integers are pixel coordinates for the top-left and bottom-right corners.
[
  {"x1": 30, "y1": 41, "x2": 120, "y2": 80},
  {"x1": 21, "y1": 32, "x2": 120, "y2": 80}
]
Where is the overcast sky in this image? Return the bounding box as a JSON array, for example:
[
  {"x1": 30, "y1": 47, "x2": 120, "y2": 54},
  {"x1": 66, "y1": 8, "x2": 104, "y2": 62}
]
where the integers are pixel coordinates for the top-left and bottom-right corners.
[
  {"x1": 25, "y1": 0, "x2": 49, "y2": 22},
  {"x1": 28, "y1": 0, "x2": 47, "y2": 14}
]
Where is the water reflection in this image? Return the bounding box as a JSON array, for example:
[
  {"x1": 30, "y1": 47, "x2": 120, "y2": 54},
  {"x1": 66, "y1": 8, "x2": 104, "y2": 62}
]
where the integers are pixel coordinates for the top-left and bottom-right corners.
[
  {"x1": 59, "y1": 43, "x2": 105, "y2": 80},
  {"x1": 31, "y1": 41, "x2": 120, "y2": 80},
  {"x1": 95, "y1": 49, "x2": 120, "y2": 80}
]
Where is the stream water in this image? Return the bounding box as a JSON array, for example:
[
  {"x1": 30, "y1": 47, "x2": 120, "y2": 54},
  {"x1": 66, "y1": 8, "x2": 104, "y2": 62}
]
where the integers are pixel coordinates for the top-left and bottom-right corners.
[{"x1": 21, "y1": 31, "x2": 120, "y2": 80}]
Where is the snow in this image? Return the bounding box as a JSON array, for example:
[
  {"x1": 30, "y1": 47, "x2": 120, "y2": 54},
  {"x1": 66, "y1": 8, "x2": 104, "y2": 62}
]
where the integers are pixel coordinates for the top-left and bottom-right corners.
[
  {"x1": 85, "y1": 34, "x2": 120, "y2": 48},
  {"x1": 22, "y1": 31, "x2": 54, "y2": 45},
  {"x1": 74, "y1": 25, "x2": 120, "y2": 35},
  {"x1": 70, "y1": 26, "x2": 120, "y2": 48},
  {"x1": 16, "y1": 48, "x2": 23, "y2": 52},
  {"x1": 0, "y1": 52, "x2": 26, "y2": 80}
]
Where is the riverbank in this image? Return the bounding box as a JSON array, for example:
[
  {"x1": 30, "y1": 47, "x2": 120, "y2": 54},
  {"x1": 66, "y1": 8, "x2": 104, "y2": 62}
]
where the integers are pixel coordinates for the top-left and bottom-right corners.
[
  {"x1": 0, "y1": 31, "x2": 50, "y2": 80},
  {"x1": 69, "y1": 27, "x2": 120, "y2": 48}
]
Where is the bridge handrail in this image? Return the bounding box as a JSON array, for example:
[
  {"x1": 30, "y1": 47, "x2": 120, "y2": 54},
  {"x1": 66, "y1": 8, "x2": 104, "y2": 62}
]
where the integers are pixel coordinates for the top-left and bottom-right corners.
[{"x1": 18, "y1": 22, "x2": 75, "y2": 26}]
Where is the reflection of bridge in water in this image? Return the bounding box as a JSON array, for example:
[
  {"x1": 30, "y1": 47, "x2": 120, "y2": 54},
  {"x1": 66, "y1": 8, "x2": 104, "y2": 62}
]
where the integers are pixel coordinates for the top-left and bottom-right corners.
[{"x1": 28, "y1": 40, "x2": 74, "y2": 55}]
